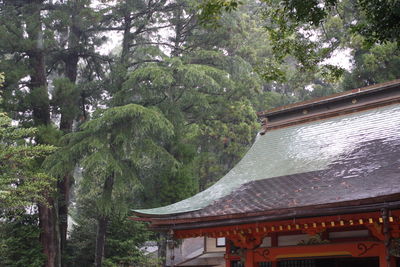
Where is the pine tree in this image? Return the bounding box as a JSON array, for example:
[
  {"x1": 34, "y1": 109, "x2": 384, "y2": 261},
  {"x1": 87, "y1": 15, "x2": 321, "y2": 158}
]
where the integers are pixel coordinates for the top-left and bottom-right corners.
[
  {"x1": 46, "y1": 104, "x2": 174, "y2": 267},
  {"x1": 0, "y1": 1, "x2": 110, "y2": 264}
]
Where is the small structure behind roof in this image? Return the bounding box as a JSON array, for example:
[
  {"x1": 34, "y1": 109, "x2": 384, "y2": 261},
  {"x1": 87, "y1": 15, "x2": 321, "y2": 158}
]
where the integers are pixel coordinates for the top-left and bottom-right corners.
[{"x1": 133, "y1": 80, "x2": 400, "y2": 267}]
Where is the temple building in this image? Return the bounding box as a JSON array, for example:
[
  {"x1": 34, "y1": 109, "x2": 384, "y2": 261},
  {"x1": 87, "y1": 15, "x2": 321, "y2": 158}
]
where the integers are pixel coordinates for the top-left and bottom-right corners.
[{"x1": 133, "y1": 80, "x2": 400, "y2": 267}]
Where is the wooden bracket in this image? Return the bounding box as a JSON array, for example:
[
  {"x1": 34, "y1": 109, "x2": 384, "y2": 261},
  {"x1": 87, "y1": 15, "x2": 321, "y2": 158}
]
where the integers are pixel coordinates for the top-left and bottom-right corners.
[
  {"x1": 366, "y1": 222, "x2": 385, "y2": 241},
  {"x1": 229, "y1": 233, "x2": 264, "y2": 249},
  {"x1": 391, "y1": 225, "x2": 400, "y2": 238}
]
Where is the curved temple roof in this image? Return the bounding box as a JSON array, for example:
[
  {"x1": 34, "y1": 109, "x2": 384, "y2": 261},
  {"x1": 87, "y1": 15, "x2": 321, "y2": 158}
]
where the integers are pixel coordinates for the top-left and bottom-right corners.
[{"x1": 133, "y1": 80, "x2": 400, "y2": 221}]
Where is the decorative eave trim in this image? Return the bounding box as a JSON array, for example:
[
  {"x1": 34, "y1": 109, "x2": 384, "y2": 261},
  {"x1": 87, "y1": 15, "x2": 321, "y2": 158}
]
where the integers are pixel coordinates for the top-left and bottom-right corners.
[
  {"x1": 131, "y1": 195, "x2": 400, "y2": 231},
  {"x1": 172, "y1": 210, "x2": 399, "y2": 240}
]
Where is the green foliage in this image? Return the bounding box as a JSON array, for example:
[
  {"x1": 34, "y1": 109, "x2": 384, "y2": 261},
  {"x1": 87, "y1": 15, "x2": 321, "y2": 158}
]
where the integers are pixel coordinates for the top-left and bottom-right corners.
[
  {"x1": 44, "y1": 103, "x2": 175, "y2": 266},
  {"x1": 105, "y1": 218, "x2": 156, "y2": 266},
  {"x1": 51, "y1": 78, "x2": 81, "y2": 125},
  {"x1": 198, "y1": 0, "x2": 399, "y2": 82},
  {"x1": 342, "y1": 42, "x2": 400, "y2": 90},
  {"x1": 67, "y1": 179, "x2": 158, "y2": 266},
  {"x1": 0, "y1": 211, "x2": 45, "y2": 267},
  {"x1": 65, "y1": 216, "x2": 97, "y2": 266},
  {"x1": 118, "y1": 54, "x2": 259, "y2": 190},
  {"x1": 0, "y1": 113, "x2": 56, "y2": 209},
  {"x1": 47, "y1": 104, "x2": 174, "y2": 217},
  {"x1": 0, "y1": 72, "x2": 4, "y2": 110},
  {"x1": 355, "y1": 0, "x2": 400, "y2": 45},
  {"x1": 199, "y1": 0, "x2": 400, "y2": 46},
  {"x1": 140, "y1": 146, "x2": 198, "y2": 207},
  {"x1": 252, "y1": 91, "x2": 296, "y2": 112},
  {"x1": 199, "y1": 0, "x2": 243, "y2": 24},
  {"x1": 260, "y1": 0, "x2": 345, "y2": 80},
  {"x1": 0, "y1": 72, "x2": 4, "y2": 86}
]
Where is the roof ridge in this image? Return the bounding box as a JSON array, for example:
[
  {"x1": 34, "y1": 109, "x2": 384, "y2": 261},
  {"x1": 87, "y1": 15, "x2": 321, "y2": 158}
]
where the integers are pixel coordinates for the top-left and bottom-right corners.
[
  {"x1": 258, "y1": 79, "x2": 400, "y2": 131},
  {"x1": 257, "y1": 79, "x2": 400, "y2": 118}
]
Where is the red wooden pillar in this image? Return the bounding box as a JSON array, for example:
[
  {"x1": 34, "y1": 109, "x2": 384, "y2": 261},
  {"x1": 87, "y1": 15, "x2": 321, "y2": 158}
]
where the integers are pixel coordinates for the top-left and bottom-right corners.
[
  {"x1": 271, "y1": 232, "x2": 278, "y2": 267},
  {"x1": 245, "y1": 249, "x2": 255, "y2": 267},
  {"x1": 379, "y1": 246, "x2": 396, "y2": 267},
  {"x1": 379, "y1": 255, "x2": 395, "y2": 267},
  {"x1": 380, "y1": 254, "x2": 387, "y2": 267},
  {"x1": 225, "y1": 241, "x2": 232, "y2": 267}
]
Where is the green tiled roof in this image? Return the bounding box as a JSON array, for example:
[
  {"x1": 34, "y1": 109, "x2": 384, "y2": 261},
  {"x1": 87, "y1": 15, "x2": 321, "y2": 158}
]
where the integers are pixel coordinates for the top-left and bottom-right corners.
[{"x1": 133, "y1": 103, "x2": 400, "y2": 216}]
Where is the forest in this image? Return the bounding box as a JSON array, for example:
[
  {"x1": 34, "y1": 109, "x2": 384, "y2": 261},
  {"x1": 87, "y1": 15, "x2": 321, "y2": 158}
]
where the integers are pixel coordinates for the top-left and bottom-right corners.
[{"x1": 0, "y1": 0, "x2": 399, "y2": 266}]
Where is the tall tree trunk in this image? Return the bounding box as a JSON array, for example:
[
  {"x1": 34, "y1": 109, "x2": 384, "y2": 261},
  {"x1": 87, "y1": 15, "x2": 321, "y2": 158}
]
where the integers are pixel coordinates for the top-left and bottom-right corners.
[
  {"x1": 171, "y1": 3, "x2": 183, "y2": 57},
  {"x1": 25, "y1": 2, "x2": 61, "y2": 267},
  {"x1": 29, "y1": 49, "x2": 50, "y2": 125},
  {"x1": 57, "y1": 174, "x2": 71, "y2": 263},
  {"x1": 26, "y1": 0, "x2": 50, "y2": 125},
  {"x1": 113, "y1": 12, "x2": 132, "y2": 92},
  {"x1": 58, "y1": 2, "x2": 83, "y2": 261},
  {"x1": 94, "y1": 175, "x2": 114, "y2": 267},
  {"x1": 58, "y1": 25, "x2": 79, "y2": 267},
  {"x1": 38, "y1": 200, "x2": 61, "y2": 267},
  {"x1": 120, "y1": 13, "x2": 132, "y2": 68},
  {"x1": 94, "y1": 216, "x2": 109, "y2": 267}
]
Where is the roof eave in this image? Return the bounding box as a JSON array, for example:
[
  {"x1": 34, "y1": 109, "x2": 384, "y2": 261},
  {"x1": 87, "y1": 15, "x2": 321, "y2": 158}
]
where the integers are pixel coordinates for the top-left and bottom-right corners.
[{"x1": 134, "y1": 194, "x2": 400, "y2": 231}]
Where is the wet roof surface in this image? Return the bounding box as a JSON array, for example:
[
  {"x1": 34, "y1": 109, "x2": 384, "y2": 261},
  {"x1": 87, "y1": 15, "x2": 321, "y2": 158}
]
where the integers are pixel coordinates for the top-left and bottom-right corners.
[
  {"x1": 134, "y1": 103, "x2": 400, "y2": 217},
  {"x1": 172, "y1": 136, "x2": 400, "y2": 219}
]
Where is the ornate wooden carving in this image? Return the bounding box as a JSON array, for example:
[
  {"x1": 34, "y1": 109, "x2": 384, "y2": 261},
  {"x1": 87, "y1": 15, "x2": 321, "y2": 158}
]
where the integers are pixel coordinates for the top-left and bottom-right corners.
[
  {"x1": 229, "y1": 233, "x2": 264, "y2": 250},
  {"x1": 357, "y1": 242, "x2": 379, "y2": 256},
  {"x1": 254, "y1": 248, "x2": 271, "y2": 261},
  {"x1": 298, "y1": 233, "x2": 330, "y2": 245}
]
